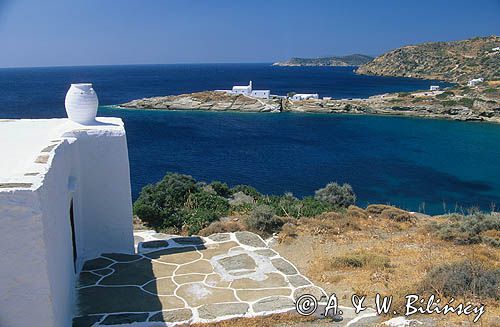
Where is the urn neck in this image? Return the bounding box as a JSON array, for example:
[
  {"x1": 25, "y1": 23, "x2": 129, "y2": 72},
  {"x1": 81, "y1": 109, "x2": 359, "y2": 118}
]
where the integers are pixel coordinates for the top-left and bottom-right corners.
[{"x1": 71, "y1": 83, "x2": 93, "y2": 92}]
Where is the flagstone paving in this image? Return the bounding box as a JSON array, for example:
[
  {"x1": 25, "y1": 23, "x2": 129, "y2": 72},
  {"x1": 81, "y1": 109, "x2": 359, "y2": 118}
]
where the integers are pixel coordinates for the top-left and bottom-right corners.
[{"x1": 73, "y1": 231, "x2": 376, "y2": 326}]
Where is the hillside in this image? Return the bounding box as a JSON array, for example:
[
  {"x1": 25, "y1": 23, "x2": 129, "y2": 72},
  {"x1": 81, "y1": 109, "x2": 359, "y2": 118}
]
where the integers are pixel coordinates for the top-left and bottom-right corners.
[
  {"x1": 273, "y1": 54, "x2": 373, "y2": 67},
  {"x1": 356, "y1": 36, "x2": 500, "y2": 83}
]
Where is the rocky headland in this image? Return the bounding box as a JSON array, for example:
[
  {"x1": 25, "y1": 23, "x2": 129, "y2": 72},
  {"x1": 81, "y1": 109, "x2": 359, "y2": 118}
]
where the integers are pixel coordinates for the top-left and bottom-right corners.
[
  {"x1": 273, "y1": 54, "x2": 373, "y2": 67},
  {"x1": 356, "y1": 36, "x2": 499, "y2": 83},
  {"x1": 120, "y1": 91, "x2": 281, "y2": 113},
  {"x1": 284, "y1": 84, "x2": 500, "y2": 122},
  {"x1": 120, "y1": 84, "x2": 500, "y2": 123}
]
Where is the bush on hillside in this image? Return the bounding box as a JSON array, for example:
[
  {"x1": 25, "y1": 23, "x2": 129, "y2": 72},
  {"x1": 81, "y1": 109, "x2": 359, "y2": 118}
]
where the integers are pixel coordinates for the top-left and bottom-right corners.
[
  {"x1": 133, "y1": 173, "x2": 198, "y2": 229},
  {"x1": 435, "y1": 91, "x2": 454, "y2": 99},
  {"x1": 133, "y1": 173, "x2": 229, "y2": 234},
  {"x1": 246, "y1": 204, "x2": 284, "y2": 234},
  {"x1": 134, "y1": 173, "x2": 357, "y2": 235},
  {"x1": 347, "y1": 205, "x2": 368, "y2": 219},
  {"x1": 298, "y1": 196, "x2": 337, "y2": 217},
  {"x1": 314, "y1": 182, "x2": 356, "y2": 208},
  {"x1": 256, "y1": 194, "x2": 336, "y2": 218},
  {"x1": 441, "y1": 100, "x2": 458, "y2": 107},
  {"x1": 332, "y1": 252, "x2": 391, "y2": 269},
  {"x1": 230, "y1": 184, "x2": 262, "y2": 200},
  {"x1": 430, "y1": 212, "x2": 500, "y2": 246},
  {"x1": 379, "y1": 207, "x2": 415, "y2": 222},
  {"x1": 366, "y1": 204, "x2": 394, "y2": 216},
  {"x1": 210, "y1": 181, "x2": 231, "y2": 198},
  {"x1": 199, "y1": 220, "x2": 244, "y2": 236},
  {"x1": 185, "y1": 192, "x2": 229, "y2": 217},
  {"x1": 420, "y1": 260, "x2": 499, "y2": 300}
]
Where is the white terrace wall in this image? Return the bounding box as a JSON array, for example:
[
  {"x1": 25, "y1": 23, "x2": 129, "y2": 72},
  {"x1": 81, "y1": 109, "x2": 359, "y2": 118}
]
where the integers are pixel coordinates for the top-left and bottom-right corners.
[
  {"x1": 0, "y1": 190, "x2": 54, "y2": 326},
  {"x1": 65, "y1": 127, "x2": 134, "y2": 260},
  {"x1": 0, "y1": 118, "x2": 134, "y2": 327}
]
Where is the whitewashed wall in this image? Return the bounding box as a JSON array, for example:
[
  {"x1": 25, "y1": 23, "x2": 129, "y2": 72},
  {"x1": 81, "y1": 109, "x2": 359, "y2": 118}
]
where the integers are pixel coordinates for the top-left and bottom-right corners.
[{"x1": 0, "y1": 118, "x2": 134, "y2": 327}]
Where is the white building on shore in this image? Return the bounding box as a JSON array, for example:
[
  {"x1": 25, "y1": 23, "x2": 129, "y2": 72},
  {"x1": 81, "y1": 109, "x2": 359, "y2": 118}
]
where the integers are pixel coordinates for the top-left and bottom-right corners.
[
  {"x1": 291, "y1": 93, "x2": 319, "y2": 101},
  {"x1": 216, "y1": 81, "x2": 271, "y2": 99},
  {"x1": 467, "y1": 78, "x2": 484, "y2": 86},
  {"x1": 0, "y1": 84, "x2": 134, "y2": 327}
]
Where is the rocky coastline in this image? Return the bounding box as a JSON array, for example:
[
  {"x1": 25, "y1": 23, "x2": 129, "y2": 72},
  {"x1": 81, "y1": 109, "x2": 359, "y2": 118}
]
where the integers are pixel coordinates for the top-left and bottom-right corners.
[
  {"x1": 120, "y1": 91, "x2": 281, "y2": 113},
  {"x1": 120, "y1": 85, "x2": 500, "y2": 123}
]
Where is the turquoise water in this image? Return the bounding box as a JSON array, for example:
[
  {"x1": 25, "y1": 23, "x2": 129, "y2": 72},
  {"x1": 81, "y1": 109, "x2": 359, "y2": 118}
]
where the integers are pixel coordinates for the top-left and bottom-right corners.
[
  {"x1": 101, "y1": 106, "x2": 500, "y2": 215},
  {"x1": 0, "y1": 64, "x2": 496, "y2": 214}
]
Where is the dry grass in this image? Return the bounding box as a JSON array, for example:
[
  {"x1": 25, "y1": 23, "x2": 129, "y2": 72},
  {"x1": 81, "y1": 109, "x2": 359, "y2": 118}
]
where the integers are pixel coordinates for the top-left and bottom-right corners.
[
  {"x1": 198, "y1": 220, "x2": 246, "y2": 236},
  {"x1": 273, "y1": 207, "x2": 500, "y2": 326},
  {"x1": 191, "y1": 313, "x2": 318, "y2": 327},
  {"x1": 319, "y1": 250, "x2": 391, "y2": 270},
  {"x1": 346, "y1": 205, "x2": 368, "y2": 219}
]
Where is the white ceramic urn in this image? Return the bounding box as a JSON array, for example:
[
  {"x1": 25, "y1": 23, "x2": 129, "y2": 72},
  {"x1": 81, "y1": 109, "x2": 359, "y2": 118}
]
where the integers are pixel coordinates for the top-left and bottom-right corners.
[{"x1": 65, "y1": 83, "x2": 98, "y2": 124}]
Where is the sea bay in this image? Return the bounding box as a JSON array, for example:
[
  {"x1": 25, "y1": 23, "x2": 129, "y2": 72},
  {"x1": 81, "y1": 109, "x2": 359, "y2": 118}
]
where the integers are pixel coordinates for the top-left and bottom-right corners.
[{"x1": 1, "y1": 64, "x2": 497, "y2": 214}]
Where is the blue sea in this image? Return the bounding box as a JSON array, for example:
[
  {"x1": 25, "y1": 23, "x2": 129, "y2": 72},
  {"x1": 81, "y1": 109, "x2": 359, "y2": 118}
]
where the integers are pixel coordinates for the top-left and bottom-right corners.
[{"x1": 1, "y1": 64, "x2": 499, "y2": 214}]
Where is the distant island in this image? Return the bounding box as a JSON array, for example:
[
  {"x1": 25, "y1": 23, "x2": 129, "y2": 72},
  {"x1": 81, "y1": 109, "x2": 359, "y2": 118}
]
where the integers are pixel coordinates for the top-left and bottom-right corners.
[
  {"x1": 272, "y1": 54, "x2": 373, "y2": 67},
  {"x1": 357, "y1": 35, "x2": 499, "y2": 83}
]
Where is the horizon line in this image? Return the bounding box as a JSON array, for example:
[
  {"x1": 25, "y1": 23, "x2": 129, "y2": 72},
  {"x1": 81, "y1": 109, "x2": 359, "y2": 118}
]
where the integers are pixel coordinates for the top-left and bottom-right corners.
[{"x1": 0, "y1": 62, "x2": 365, "y2": 70}]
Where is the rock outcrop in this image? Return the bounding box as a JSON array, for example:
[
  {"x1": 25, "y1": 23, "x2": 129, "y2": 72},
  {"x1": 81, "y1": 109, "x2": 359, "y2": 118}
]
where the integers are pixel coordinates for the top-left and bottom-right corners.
[
  {"x1": 284, "y1": 84, "x2": 500, "y2": 123},
  {"x1": 356, "y1": 36, "x2": 500, "y2": 83},
  {"x1": 120, "y1": 91, "x2": 281, "y2": 113}
]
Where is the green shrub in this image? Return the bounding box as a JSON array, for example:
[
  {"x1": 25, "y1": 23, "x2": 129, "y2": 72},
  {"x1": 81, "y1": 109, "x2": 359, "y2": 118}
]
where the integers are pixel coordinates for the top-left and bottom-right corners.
[
  {"x1": 314, "y1": 182, "x2": 356, "y2": 208},
  {"x1": 230, "y1": 184, "x2": 262, "y2": 200},
  {"x1": 441, "y1": 100, "x2": 458, "y2": 107},
  {"x1": 133, "y1": 172, "x2": 229, "y2": 234},
  {"x1": 257, "y1": 193, "x2": 300, "y2": 217},
  {"x1": 430, "y1": 212, "x2": 500, "y2": 246},
  {"x1": 256, "y1": 194, "x2": 335, "y2": 218},
  {"x1": 298, "y1": 196, "x2": 336, "y2": 217},
  {"x1": 246, "y1": 204, "x2": 284, "y2": 234},
  {"x1": 181, "y1": 208, "x2": 220, "y2": 235},
  {"x1": 435, "y1": 91, "x2": 454, "y2": 99},
  {"x1": 230, "y1": 202, "x2": 254, "y2": 214},
  {"x1": 185, "y1": 192, "x2": 229, "y2": 217},
  {"x1": 134, "y1": 173, "x2": 356, "y2": 235},
  {"x1": 420, "y1": 260, "x2": 499, "y2": 300},
  {"x1": 133, "y1": 173, "x2": 198, "y2": 229},
  {"x1": 458, "y1": 97, "x2": 475, "y2": 108},
  {"x1": 210, "y1": 181, "x2": 231, "y2": 198}
]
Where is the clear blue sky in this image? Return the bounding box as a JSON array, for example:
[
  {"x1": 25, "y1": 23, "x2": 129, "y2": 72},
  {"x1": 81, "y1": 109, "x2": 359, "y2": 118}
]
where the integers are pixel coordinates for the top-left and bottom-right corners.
[{"x1": 0, "y1": 0, "x2": 498, "y2": 68}]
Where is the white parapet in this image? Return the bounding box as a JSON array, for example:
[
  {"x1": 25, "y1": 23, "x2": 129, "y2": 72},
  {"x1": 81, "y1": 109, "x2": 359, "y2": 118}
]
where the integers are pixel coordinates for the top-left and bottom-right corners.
[{"x1": 0, "y1": 117, "x2": 134, "y2": 327}]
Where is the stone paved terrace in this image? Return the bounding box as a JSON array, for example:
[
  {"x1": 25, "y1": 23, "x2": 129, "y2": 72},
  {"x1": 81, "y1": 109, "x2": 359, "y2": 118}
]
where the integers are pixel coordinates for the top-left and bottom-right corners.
[{"x1": 74, "y1": 231, "x2": 376, "y2": 326}]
